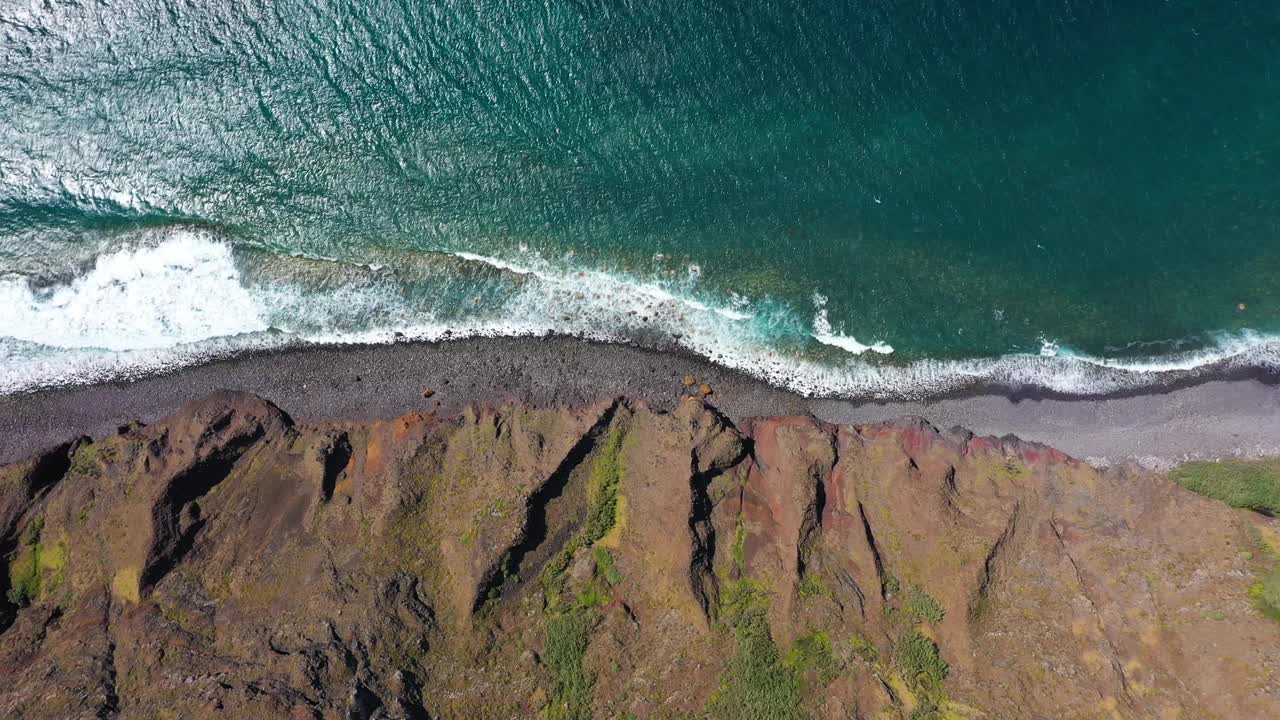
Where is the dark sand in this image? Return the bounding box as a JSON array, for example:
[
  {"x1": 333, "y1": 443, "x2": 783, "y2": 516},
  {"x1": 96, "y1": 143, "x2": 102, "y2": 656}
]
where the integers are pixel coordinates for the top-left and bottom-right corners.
[{"x1": 2, "y1": 336, "x2": 1278, "y2": 467}]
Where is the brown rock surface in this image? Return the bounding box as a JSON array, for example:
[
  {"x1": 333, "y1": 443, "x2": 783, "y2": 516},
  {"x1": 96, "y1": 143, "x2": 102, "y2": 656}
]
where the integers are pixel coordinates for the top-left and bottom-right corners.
[{"x1": 0, "y1": 390, "x2": 1277, "y2": 719}]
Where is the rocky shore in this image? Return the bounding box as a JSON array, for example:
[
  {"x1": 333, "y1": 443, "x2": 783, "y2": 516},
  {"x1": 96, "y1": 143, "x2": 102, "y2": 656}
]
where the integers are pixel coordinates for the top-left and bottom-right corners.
[
  {"x1": 2, "y1": 387, "x2": 1278, "y2": 719},
  {"x1": 3, "y1": 336, "x2": 1279, "y2": 467}
]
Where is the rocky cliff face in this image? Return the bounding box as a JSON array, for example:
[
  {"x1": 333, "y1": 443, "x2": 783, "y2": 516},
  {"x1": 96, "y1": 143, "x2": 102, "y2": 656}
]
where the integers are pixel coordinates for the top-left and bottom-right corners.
[{"x1": 1, "y1": 391, "x2": 1277, "y2": 719}]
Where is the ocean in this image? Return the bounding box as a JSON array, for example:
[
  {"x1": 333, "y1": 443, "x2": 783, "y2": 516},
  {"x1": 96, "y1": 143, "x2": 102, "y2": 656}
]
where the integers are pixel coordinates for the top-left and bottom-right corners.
[{"x1": 2, "y1": 0, "x2": 1278, "y2": 398}]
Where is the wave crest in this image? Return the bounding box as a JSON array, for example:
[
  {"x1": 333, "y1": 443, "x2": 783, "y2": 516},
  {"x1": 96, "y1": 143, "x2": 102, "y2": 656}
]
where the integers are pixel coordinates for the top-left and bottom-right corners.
[{"x1": 811, "y1": 292, "x2": 894, "y2": 355}]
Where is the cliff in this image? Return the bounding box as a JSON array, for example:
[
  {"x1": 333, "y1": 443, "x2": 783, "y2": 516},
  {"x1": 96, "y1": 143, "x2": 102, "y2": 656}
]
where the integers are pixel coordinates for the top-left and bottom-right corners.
[{"x1": 1, "y1": 390, "x2": 1277, "y2": 719}]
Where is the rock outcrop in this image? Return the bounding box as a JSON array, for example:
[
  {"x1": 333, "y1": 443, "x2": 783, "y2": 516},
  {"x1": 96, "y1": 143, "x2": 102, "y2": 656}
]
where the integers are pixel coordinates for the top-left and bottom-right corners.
[{"x1": 1, "y1": 391, "x2": 1277, "y2": 719}]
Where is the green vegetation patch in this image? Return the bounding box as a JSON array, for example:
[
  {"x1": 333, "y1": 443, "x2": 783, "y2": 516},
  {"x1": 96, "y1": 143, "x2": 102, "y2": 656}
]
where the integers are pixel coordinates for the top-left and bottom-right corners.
[
  {"x1": 68, "y1": 442, "x2": 102, "y2": 477},
  {"x1": 382, "y1": 502, "x2": 440, "y2": 581},
  {"x1": 882, "y1": 572, "x2": 902, "y2": 595},
  {"x1": 797, "y1": 574, "x2": 827, "y2": 599},
  {"x1": 6, "y1": 517, "x2": 65, "y2": 607},
  {"x1": 592, "y1": 547, "x2": 621, "y2": 587},
  {"x1": 1172, "y1": 459, "x2": 1280, "y2": 515},
  {"x1": 850, "y1": 633, "x2": 879, "y2": 663},
  {"x1": 541, "y1": 423, "x2": 627, "y2": 604},
  {"x1": 7, "y1": 547, "x2": 41, "y2": 607},
  {"x1": 851, "y1": 581, "x2": 960, "y2": 719},
  {"x1": 544, "y1": 606, "x2": 597, "y2": 720},
  {"x1": 1250, "y1": 566, "x2": 1280, "y2": 621},
  {"x1": 1175, "y1": 458, "x2": 1280, "y2": 624},
  {"x1": 905, "y1": 586, "x2": 945, "y2": 624},
  {"x1": 707, "y1": 580, "x2": 804, "y2": 720},
  {"x1": 585, "y1": 423, "x2": 626, "y2": 543},
  {"x1": 731, "y1": 514, "x2": 747, "y2": 576},
  {"x1": 538, "y1": 425, "x2": 631, "y2": 716},
  {"x1": 895, "y1": 629, "x2": 949, "y2": 693},
  {"x1": 784, "y1": 630, "x2": 839, "y2": 688},
  {"x1": 573, "y1": 585, "x2": 607, "y2": 608}
]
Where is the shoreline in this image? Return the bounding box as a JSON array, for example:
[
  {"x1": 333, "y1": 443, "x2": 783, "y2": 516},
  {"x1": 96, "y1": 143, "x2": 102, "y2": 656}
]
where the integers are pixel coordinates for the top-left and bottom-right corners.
[
  {"x1": 6, "y1": 323, "x2": 1279, "y2": 401},
  {"x1": 1, "y1": 335, "x2": 1278, "y2": 466}
]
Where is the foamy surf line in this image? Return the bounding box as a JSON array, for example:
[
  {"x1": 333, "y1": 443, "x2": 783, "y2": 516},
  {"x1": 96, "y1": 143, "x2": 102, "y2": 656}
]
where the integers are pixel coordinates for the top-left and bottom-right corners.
[
  {"x1": 2, "y1": 231, "x2": 1279, "y2": 399},
  {"x1": 3, "y1": 321, "x2": 1280, "y2": 401},
  {"x1": 5, "y1": 318, "x2": 1279, "y2": 403}
]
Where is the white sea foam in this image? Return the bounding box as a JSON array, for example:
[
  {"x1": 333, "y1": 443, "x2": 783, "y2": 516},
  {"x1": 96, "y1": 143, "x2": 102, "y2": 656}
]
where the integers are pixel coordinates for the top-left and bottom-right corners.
[
  {"x1": 0, "y1": 229, "x2": 268, "y2": 351},
  {"x1": 811, "y1": 293, "x2": 894, "y2": 355},
  {"x1": 450, "y1": 249, "x2": 755, "y2": 321},
  {"x1": 0, "y1": 333, "x2": 296, "y2": 395},
  {"x1": 2, "y1": 232, "x2": 1278, "y2": 399}
]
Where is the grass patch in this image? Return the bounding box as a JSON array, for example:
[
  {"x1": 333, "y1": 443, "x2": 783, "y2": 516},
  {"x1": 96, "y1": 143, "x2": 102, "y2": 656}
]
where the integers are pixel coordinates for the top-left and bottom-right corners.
[
  {"x1": 784, "y1": 630, "x2": 839, "y2": 687},
  {"x1": 538, "y1": 425, "x2": 629, "y2": 715},
  {"x1": 6, "y1": 518, "x2": 62, "y2": 607},
  {"x1": 883, "y1": 572, "x2": 901, "y2": 595},
  {"x1": 592, "y1": 547, "x2": 621, "y2": 587},
  {"x1": 850, "y1": 633, "x2": 879, "y2": 663},
  {"x1": 1249, "y1": 566, "x2": 1280, "y2": 621},
  {"x1": 597, "y1": 492, "x2": 629, "y2": 548},
  {"x1": 584, "y1": 424, "x2": 625, "y2": 543},
  {"x1": 909, "y1": 701, "x2": 944, "y2": 720},
  {"x1": 574, "y1": 587, "x2": 606, "y2": 608},
  {"x1": 540, "y1": 545, "x2": 578, "y2": 601},
  {"x1": 544, "y1": 606, "x2": 597, "y2": 720},
  {"x1": 1174, "y1": 459, "x2": 1280, "y2": 624},
  {"x1": 905, "y1": 586, "x2": 945, "y2": 624},
  {"x1": 541, "y1": 424, "x2": 627, "y2": 605},
  {"x1": 707, "y1": 580, "x2": 803, "y2": 720},
  {"x1": 68, "y1": 442, "x2": 101, "y2": 477},
  {"x1": 895, "y1": 629, "x2": 949, "y2": 693},
  {"x1": 1172, "y1": 459, "x2": 1280, "y2": 515},
  {"x1": 798, "y1": 574, "x2": 827, "y2": 599},
  {"x1": 7, "y1": 549, "x2": 41, "y2": 607},
  {"x1": 732, "y1": 514, "x2": 746, "y2": 575}
]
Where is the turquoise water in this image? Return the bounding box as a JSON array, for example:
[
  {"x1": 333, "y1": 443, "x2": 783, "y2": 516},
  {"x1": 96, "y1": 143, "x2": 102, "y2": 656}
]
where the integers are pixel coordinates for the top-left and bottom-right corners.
[{"x1": 1, "y1": 0, "x2": 1278, "y2": 397}]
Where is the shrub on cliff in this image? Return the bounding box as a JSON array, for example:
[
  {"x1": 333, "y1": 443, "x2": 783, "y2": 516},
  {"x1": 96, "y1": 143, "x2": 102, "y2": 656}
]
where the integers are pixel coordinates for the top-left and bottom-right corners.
[
  {"x1": 905, "y1": 586, "x2": 945, "y2": 624},
  {"x1": 895, "y1": 629, "x2": 949, "y2": 692}
]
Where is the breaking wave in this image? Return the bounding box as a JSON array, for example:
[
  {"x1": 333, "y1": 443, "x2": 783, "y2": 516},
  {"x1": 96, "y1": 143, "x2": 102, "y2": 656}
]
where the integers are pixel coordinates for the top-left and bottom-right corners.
[{"x1": 1, "y1": 230, "x2": 1277, "y2": 398}]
